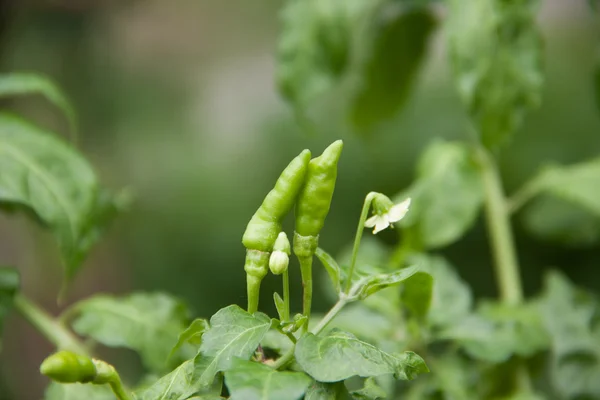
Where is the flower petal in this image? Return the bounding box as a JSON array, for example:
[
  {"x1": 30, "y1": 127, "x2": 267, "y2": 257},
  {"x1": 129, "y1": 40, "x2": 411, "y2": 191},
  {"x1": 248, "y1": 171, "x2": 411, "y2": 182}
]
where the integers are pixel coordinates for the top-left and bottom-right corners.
[
  {"x1": 388, "y1": 198, "x2": 411, "y2": 222},
  {"x1": 373, "y1": 216, "x2": 390, "y2": 234},
  {"x1": 364, "y1": 215, "x2": 379, "y2": 228}
]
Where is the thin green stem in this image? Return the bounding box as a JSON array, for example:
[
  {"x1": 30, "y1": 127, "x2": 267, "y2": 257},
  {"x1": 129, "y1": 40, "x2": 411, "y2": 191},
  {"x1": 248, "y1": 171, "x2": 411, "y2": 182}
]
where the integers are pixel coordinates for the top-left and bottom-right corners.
[
  {"x1": 299, "y1": 256, "x2": 313, "y2": 333},
  {"x1": 345, "y1": 192, "x2": 376, "y2": 293},
  {"x1": 247, "y1": 275, "x2": 261, "y2": 314},
  {"x1": 282, "y1": 270, "x2": 290, "y2": 322},
  {"x1": 109, "y1": 378, "x2": 133, "y2": 400},
  {"x1": 272, "y1": 345, "x2": 295, "y2": 370},
  {"x1": 311, "y1": 297, "x2": 348, "y2": 336},
  {"x1": 478, "y1": 146, "x2": 523, "y2": 305},
  {"x1": 14, "y1": 294, "x2": 88, "y2": 355},
  {"x1": 506, "y1": 179, "x2": 542, "y2": 215}
]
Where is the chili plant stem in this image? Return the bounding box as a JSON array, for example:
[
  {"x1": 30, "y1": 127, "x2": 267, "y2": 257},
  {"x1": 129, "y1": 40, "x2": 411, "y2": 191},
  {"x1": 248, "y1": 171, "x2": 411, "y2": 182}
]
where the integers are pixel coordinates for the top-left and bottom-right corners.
[
  {"x1": 283, "y1": 270, "x2": 290, "y2": 322},
  {"x1": 478, "y1": 147, "x2": 523, "y2": 305},
  {"x1": 299, "y1": 256, "x2": 313, "y2": 333},
  {"x1": 109, "y1": 378, "x2": 133, "y2": 400},
  {"x1": 345, "y1": 192, "x2": 376, "y2": 293},
  {"x1": 14, "y1": 294, "x2": 88, "y2": 355},
  {"x1": 506, "y1": 179, "x2": 542, "y2": 215}
]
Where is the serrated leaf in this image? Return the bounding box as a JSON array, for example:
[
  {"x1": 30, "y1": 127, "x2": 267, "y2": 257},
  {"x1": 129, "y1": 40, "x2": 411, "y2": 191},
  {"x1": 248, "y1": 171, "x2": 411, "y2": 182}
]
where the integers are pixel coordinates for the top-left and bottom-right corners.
[
  {"x1": 407, "y1": 254, "x2": 472, "y2": 329},
  {"x1": 276, "y1": 0, "x2": 376, "y2": 120},
  {"x1": 0, "y1": 72, "x2": 77, "y2": 136},
  {"x1": 354, "y1": 265, "x2": 422, "y2": 300},
  {"x1": 224, "y1": 359, "x2": 312, "y2": 400},
  {"x1": 315, "y1": 247, "x2": 341, "y2": 294},
  {"x1": 170, "y1": 318, "x2": 210, "y2": 361},
  {"x1": 305, "y1": 381, "x2": 351, "y2": 400},
  {"x1": 0, "y1": 113, "x2": 124, "y2": 283},
  {"x1": 295, "y1": 329, "x2": 428, "y2": 382},
  {"x1": 0, "y1": 267, "x2": 19, "y2": 352},
  {"x1": 539, "y1": 271, "x2": 600, "y2": 399},
  {"x1": 70, "y1": 292, "x2": 189, "y2": 372},
  {"x1": 401, "y1": 271, "x2": 433, "y2": 319},
  {"x1": 351, "y1": 377, "x2": 387, "y2": 399},
  {"x1": 197, "y1": 305, "x2": 271, "y2": 385},
  {"x1": 44, "y1": 382, "x2": 114, "y2": 400},
  {"x1": 447, "y1": 0, "x2": 543, "y2": 148},
  {"x1": 396, "y1": 140, "x2": 483, "y2": 249},
  {"x1": 350, "y1": 6, "x2": 436, "y2": 130}
]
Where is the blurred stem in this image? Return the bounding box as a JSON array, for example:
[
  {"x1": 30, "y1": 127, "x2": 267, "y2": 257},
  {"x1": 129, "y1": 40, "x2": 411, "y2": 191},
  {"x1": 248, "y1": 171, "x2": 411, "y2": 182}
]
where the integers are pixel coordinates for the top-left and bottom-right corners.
[
  {"x1": 299, "y1": 256, "x2": 313, "y2": 333},
  {"x1": 478, "y1": 147, "x2": 523, "y2": 305},
  {"x1": 507, "y1": 179, "x2": 542, "y2": 214},
  {"x1": 109, "y1": 377, "x2": 133, "y2": 400},
  {"x1": 282, "y1": 270, "x2": 290, "y2": 321},
  {"x1": 345, "y1": 192, "x2": 376, "y2": 293},
  {"x1": 14, "y1": 294, "x2": 88, "y2": 355}
]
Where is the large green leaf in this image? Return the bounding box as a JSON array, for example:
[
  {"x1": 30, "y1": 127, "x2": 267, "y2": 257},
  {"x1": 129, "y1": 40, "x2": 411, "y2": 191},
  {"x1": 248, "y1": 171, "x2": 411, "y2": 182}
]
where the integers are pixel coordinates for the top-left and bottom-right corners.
[
  {"x1": 0, "y1": 267, "x2": 19, "y2": 351},
  {"x1": 521, "y1": 158, "x2": 600, "y2": 246},
  {"x1": 0, "y1": 73, "x2": 76, "y2": 136},
  {"x1": 69, "y1": 292, "x2": 189, "y2": 372},
  {"x1": 304, "y1": 381, "x2": 350, "y2": 400},
  {"x1": 44, "y1": 382, "x2": 114, "y2": 400},
  {"x1": 447, "y1": 0, "x2": 543, "y2": 148},
  {"x1": 0, "y1": 113, "x2": 125, "y2": 282},
  {"x1": 224, "y1": 359, "x2": 312, "y2": 400},
  {"x1": 396, "y1": 140, "x2": 483, "y2": 249},
  {"x1": 295, "y1": 329, "x2": 428, "y2": 382},
  {"x1": 197, "y1": 305, "x2": 271, "y2": 385},
  {"x1": 350, "y1": 377, "x2": 387, "y2": 400},
  {"x1": 170, "y1": 318, "x2": 210, "y2": 361},
  {"x1": 539, "y1": 271, "x2": 600, "y2": 399},
  {"x1": 349, "y1": 5, "x2": 436, "y2": 130}
]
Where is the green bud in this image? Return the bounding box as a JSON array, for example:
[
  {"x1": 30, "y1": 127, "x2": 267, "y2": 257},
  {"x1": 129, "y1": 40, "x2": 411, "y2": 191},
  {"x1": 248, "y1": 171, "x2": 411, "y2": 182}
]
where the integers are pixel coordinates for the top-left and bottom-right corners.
[
  {"x1": 269, "y1": 251, "x2": 289, "y2": 275},
  {"x1": 273, "y1": 231, "x2": 291, "y2": 254},
  {"x1": 294, "y1": 140, "x2": 343, "y2": 239},
  {"x1": 40, "y1": 351, "x2": 96, "y2": 383}
]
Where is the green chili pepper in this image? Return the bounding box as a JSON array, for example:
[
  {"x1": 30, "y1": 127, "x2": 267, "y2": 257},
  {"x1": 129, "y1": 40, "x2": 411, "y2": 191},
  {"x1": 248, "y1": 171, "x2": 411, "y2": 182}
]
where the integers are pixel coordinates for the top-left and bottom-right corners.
[
  {"x1": 243, "y1": 149, "x2": 311, "y2": 313},
  {"x1": 40, "y1": 350, "x2": 97, "y2": 383},
  {"x1": 293, "y1": 140, "x2": 343, "y2": 329}
]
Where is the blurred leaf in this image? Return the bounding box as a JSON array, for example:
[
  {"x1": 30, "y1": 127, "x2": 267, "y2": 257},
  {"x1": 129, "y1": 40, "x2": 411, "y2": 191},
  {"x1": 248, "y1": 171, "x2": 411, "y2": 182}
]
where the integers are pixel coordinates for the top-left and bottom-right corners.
[
  {"x1": 197, "y1": 305, "x2": 271, "y2": 385},
  {"x1": 0, "y1": 113, "x2": 125, "y2": 283},
  {"x1": 70, "y1": 292, "x2": 188, "y2": 372},
  {"x1": 521, "y1": 158, "x2": 600, "y2": 246},
  {"x1": 295, "y1": 329, "x2": 428, "y2": 382},
  {"x1": 539, "y1": 271, "x2": 600, "y2": 399},
  {"x1": 305, "y1": 381, "x2": 351, "y2": 400},
  {"x1": 0, "y1": 267, "x2": 19, "y2": 352},
  {"x1": 277, "y1": 0, "x2": 376, "y2": 119},
  {"x1": 0, "y1": 72, "x2": 77, "y2": 136},
  {"x1": 44, "y1": 382, "x2": 114, "y2": 400},
  {"x1": 351, "y1": 377, "x2": 387, "y2": 399},
  {"x1": 396, "y1": 140, "x2": 484, "y2": 249},
  {"x1": 350, "y1": 5, "x2": 436, "y2": 130},
  {"x1": 170, "y1": 318, "x2": 210, "y2": 361},
  {"x1": 407, "y1": 254, "x2": 473, "y2": 329},
  {"x1": 327, "y1": 303, "x2": 394, "y2": 345},
  {"x1": 354, "y1": 265, "x2": 423, "y2": 300},
  {"x1": 315, "y1": 247, "x2": 341, "y2": 294},
  {"x1": 401, "y1": 271, "x2": 433, "y2": 320},
  {"x1": 447, "y1": 0, "x2": 543, "y2": 148},
  {"x1": 224, "y1": 359, "x2": 312, "y2": 400}
]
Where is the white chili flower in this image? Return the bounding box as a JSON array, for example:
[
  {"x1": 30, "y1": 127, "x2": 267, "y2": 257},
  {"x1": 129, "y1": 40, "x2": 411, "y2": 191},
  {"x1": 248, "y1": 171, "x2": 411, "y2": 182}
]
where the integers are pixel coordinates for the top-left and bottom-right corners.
[{"x1": 364, "y1": 195, "x2": 411, "y2": 234}]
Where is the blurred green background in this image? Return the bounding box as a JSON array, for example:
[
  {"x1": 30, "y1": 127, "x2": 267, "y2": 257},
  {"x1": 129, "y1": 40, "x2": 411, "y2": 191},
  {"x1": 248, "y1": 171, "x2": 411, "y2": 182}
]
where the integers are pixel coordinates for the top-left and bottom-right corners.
[{"x1": 0, "y1": 1, "x2": 598, "y2": 398}]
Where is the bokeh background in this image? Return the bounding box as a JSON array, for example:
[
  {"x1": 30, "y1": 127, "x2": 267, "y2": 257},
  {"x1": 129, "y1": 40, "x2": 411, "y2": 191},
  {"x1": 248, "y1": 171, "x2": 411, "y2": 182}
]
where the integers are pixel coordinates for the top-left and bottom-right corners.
[{"x1": 0, "y1": 1, "x2": 598, "y2": 398}]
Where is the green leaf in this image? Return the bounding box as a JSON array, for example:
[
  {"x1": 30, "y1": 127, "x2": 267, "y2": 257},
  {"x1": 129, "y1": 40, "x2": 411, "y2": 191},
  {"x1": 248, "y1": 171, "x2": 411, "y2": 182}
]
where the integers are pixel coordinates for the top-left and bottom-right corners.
[
  {"x1": 407, "y1": 254, "x2": 472, "y2": 329},
  {"x1": 353, "y1": 265, "x2": 422, "y2": 300},
  {"x1": 0, "y1": 267, "x2": 19, "y2": 351},
  {"x1": 44, "y1": 382, "x2": 114, "y2": 400},
  {"x1": 197, "y1": 305, "x2": 271, "y2": 385},
  {"x1": 69, "y1": 292, "x2": 189, "y2": 372},
  {"x1": 315, "y1": 247, "x2": 341, "y2": 294},
  {"x1": 273, "y1": 292, "x2": 286, "y2": 321},
  {"x1": 224, "y1": 359, "x2": 312, "y2": 400},
  {"x1": 0, "y1": 72, "x2": 77, "y2": 136},
  {"x1": 350, "y1": 377, "x2": 387, "y2": 399},
  {"x1": 521, "y1": 158, "x2": 600, "y2": 246},
  {"x1": 276, "y1": 0, "x2": 375, "y2": 118},
  {"x1": 539, "y1": 271, "x2": 600, "y2": 399},
  {"x1": 304, "y1": 381, "x2": 350, "y2": 400},
  {"x1": 396, "y1": 140, "x2": 484, "y2": 249},
  {"x1": 447, "y1": 0, "x2": 543, "y2": 148},
  {"x1": 170, "y1": 318, "x2": 210, "y2": 361},
  {"x1": 326, "y1": 304, "x2": 393, "y2": 345},
  {"x1": 401, "y1": 271, "x2": 433, "y2": 320},
  {"x1": 349, "y1": 6, "x2": 436, "y2": 130},
  {"x1": 0, "y1": 113, "x2": 125, "y2": 282},
  {"x1": 295, "y1": 329, "x2": 428, "y2": 382}
]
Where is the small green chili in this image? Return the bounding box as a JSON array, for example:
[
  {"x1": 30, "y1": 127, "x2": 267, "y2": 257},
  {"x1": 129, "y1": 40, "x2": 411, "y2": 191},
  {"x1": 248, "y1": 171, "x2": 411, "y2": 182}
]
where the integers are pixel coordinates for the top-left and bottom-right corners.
[
  {"x1": 293, "y1": 140, "x2": 343, "y2": 328},
  {"x1": 242, "y1": 149, "x2": 311, "y2": 313}
]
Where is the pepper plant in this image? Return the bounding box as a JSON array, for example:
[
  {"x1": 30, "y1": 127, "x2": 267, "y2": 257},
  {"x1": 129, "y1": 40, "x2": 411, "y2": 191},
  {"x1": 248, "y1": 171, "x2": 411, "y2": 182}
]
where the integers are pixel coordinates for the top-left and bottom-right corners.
[{"x1": 1, "y1": 0, "x2": 600, "y2": 400}]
